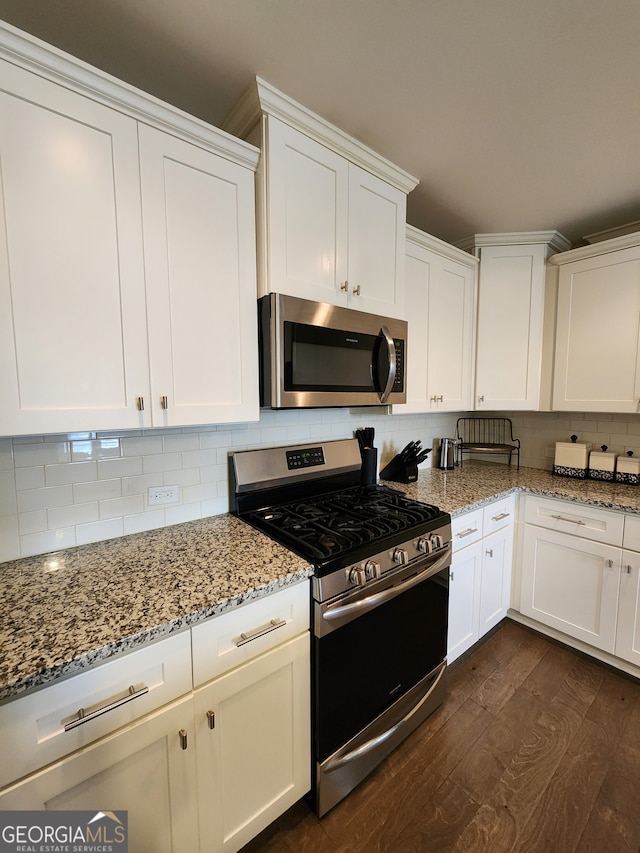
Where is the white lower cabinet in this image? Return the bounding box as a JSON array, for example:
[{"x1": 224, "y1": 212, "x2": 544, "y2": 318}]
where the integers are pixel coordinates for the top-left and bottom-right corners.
[
  {"x1": 194, "y1": 634, "x2": 310, "y2": 852},
  {"x1": 448, "y1": 496, "x2": 514, "y2": 662},
  {"x1": 0, "y1": 583, "x2": 311, "y2": 853},
  {"x1": 0, "y1": 696, "x2": 199, "y2": 853}
]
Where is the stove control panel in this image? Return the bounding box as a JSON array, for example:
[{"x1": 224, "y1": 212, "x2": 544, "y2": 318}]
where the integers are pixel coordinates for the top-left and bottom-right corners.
[{"x1": 286, "y1": 446, "x2": 325, "y2": 470}]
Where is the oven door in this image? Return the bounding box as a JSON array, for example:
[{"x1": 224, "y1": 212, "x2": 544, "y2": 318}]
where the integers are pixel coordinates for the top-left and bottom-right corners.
[{"x1": 312, "y1": 548, "x2": 450, "y2": 815}]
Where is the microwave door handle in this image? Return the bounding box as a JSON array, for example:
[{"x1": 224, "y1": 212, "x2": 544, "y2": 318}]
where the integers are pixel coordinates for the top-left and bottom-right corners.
[{"x1": 377, "y1": 325, "x2": 396, "y2": 403}]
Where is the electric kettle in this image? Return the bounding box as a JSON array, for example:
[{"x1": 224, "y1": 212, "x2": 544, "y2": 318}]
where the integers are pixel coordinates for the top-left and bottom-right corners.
[{"x1": 437, "y1": 438, "x2": 457, "y2": 470}]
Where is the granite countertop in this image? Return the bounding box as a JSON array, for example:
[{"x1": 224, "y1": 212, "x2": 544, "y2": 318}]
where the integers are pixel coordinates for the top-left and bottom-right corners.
[
  {"x1": 3, "y1": 461, "x2": 640, "y2": 704},
  {"x1": 0, "y1": 514, "x2": 312, "y2": 702}
]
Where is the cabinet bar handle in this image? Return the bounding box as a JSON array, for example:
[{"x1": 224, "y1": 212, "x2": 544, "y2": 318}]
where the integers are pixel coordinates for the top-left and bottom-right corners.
[
  {"x1": 236, "y1": 617, "x2": 286, "y2": 647},
  {"x1": 606, "y1": 559, "x2": 614, "y2": 569},
  {"x1": 179, "y1": 729, "x2": 188, "y2": 750},
  {"x1": 456, "y1": 527, "x2": 479, "y2": 538},
  {"x1": 486, "y1": 549, "x2": 494, "y2": 558},
  {"x1": 64, "y1": 684, "x2": 149, "y2": 731},
  {"x1": 136, "y1": 397, "x2": 144, "y2": 411},
  {"x1": 492, "y1": 512, "x2": 510, "y2": 521},
  {"x1": 478, "y1": 395, "x2": 484, "y2": 403},
  {"x1": 625, "y1": 564, "x2": 632, "y2": 574},
  {"x1": 352, "y1": 284, "x2": 361, "y2": 295},
  {"x1": 206, "y1": 710, "x2": 215, "y2": 730},
  {"x1": 550, "y1": 514, "x2": 585, "y2": 525},
  {"x1": 160, "y1": 395, "x2": 168, "y2": 410},
  {"x1": 340, "y1": 281, "x2": 348, "y2": 292}
]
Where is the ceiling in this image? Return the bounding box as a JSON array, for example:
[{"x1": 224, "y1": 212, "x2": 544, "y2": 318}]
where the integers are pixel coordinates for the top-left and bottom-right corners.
[{"x1": 1, "y1": 0, "x2": 639, "y2": 248}]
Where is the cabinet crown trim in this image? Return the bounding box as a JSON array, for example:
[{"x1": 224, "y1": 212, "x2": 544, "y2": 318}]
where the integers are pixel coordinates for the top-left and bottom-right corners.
[
  {"x1": 406, "y1": 224, "x2": 478, "y2": 267},
  {"x1": 548, "y1": 231, "x2": 640, "y2": 265},
  {"x1": 222, "y1": 76, "x2": 419, "y2": 194},
  {"x1": 455, "y1": 230, "x2": 572, "y2": 254},
  {"x1": 0, "y1": 21, "x2": 260, "y2": 171}
]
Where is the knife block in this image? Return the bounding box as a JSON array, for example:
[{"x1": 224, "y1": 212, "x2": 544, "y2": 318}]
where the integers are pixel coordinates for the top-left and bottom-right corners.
[{"x1": 379, "y1": 454, "x2": 418, "y2": 484}]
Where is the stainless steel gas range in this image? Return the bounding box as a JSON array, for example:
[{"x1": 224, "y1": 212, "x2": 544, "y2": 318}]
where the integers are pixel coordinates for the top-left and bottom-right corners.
[{"x1": 229, "y1": 438, "x2": 452, "y2": 817}]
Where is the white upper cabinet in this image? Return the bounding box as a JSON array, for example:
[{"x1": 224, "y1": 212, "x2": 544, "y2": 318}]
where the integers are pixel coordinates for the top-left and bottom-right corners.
[
  {"x1": 0, "y1": 22, "x2": 260, "y2": 436},
  {"x1": 0, "y1": 60, "x2": 150, "y2": 435},
  {"x1": 223, "y1": 77, "x2": 416, "y2": 319},
  {"x1": 551, "y1": 236, "x2": 640, "y2": 413},
  {"x1": 467, "y1": 231, "x2": 570, "y2": 411},
  {"x1": 395, "y1": 226, "x2": 476, "y2": 413},
  {"x1": 138, "y1": 125, "x2": 259, "y2": 427}
]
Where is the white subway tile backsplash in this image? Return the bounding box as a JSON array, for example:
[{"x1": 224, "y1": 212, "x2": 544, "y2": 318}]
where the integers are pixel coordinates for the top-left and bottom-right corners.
[
  {"x1": 73, "y1": 479, "x2": 121, "y2": 503},
  {"x1": 99, "y1": 494, "x2": 144, "y2": 519},
  {"x1": 76, "y1": 518, "x2": 123, "y2": 546},
  {"x1": 0, "y1": 515, "x2": 20, "y2": 562},
  {"x1": 17, "y1": 485, "x2": 74, "y2": 513},
  {"x1": 45, "y1": 461, "x2": 98, "y2": 486},
  {"x1": 48, "y1": 502, "x2": 99, "y2": 529},
  {"x1": 14, "y1": 442, "x2": 70, "y2": 467},
  {"x1": 97, "y1": 457, "x2": 144, "y2": 479},
  {"x1": 15, "y1": 466, "x2": 45, "y2": 490},
  {"x1": 3, "y1": 408, "x2": 640, "y2": 564},
  {"x1": 20, "y1": 527, "x2": 76, "y2": 557}
]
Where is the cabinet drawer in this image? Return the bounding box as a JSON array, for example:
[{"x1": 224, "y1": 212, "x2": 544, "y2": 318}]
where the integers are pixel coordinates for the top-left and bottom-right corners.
[
  {"x1": 451, "y1": 508, "x2": 484, "y2": 550},
  {"x1": 191, "y1": 581, "x2": 309, "y2": 687},
  {"x1": 523, "y1": 496, "x2": 624, "y2": 546},
  {"x1": 0, "y1": 630, "x2": 192, "y2": 790},
  {"x1": 623, "y1": 514, "x2": 640, "y2": 551},
  {"x1": 483, "y1": 495, "x2": 515, "y2": 536}
]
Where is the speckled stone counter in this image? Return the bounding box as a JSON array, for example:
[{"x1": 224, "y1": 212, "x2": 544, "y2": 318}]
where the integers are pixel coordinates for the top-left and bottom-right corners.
[
  {"x1": 4, "y1": 462, "x2": 640, "y2": 704},
  {"x1": 385, "y1": 462, "x2": 640, "y2": 517},
  {"x1": 0, "y1": 514, "x2": 312, "y2": 702}
]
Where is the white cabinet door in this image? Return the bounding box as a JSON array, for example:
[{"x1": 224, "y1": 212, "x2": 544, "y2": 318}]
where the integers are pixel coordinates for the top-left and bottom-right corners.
[
  {"x1": 553, "y1": 245, "x2": 640, "y2": 412},
  {"x1": 616, "y1": 548, "x2": 640, "y2": 667},
  {"x1": 138, "y1": 125, "x2": 259, "y2": 426},
  {"x1": 194, "y1": 633, "x2": 310, "y2": 853},
  {"x1": 475, "y1": 244, "x2": 547, "y2": 410},
  {"x1": 427, "y1": 255, "x2": 475, "y2": 412},
  {"x1": 0, "y1": 59, "x2": 149, "y2": 435},
  {"x1": 397, "y1": 231, "x2": 475, "y2": 414},
  {"x1": 0, "y1": 697, "x2": 199, "y2": 853},
  {"x1": 448, "y1": 540, "x2": 482, "y2": 663},
  {"x1": 265, "y1": 116, "x2": 349, "y2": 306},
  {"x1": 347, "y1": 164, "x2": 405, "y2": 318},
  {"x1": 520, "y1": 525, "x2": 621, "y2": 652},
  {"x1": 479, "y1": 525, "x2": 513, "y2": 635}
]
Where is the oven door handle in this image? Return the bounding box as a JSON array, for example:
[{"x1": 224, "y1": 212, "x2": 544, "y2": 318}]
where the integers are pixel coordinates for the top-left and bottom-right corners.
[
  {"x1": 323, "y1": 549, "x2": 450, "y2": 623},
  {"x1": 324, "y1": 660, "x2": 447, "y2": 773}
]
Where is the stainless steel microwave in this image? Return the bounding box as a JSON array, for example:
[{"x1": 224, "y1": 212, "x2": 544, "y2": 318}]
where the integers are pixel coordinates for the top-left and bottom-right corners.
[{"x1": 258, "y1": 293, "x2": 407, "y2": 408}]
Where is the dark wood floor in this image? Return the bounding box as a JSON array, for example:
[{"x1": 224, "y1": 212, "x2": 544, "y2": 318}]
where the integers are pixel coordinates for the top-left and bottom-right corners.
[{"x1": 241, "y1": 620, "x2": 640, "y2": 852}]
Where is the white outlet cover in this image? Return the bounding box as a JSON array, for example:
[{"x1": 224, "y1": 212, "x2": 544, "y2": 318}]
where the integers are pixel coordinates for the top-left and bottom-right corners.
[{"x1": 148, "y1": 485, "x2": 180, "y2": 506}]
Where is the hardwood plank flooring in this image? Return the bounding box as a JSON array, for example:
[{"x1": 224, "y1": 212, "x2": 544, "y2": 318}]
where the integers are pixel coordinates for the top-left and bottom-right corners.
[{"x1": 240, "y1": 621, "x2": 640, "y2": 853}]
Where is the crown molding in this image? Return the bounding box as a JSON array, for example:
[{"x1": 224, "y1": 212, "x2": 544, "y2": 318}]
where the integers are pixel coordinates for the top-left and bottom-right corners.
[
  {"x1": 406, "y1": 224, "x2": 478, "y2": 267},
  {"x1": 0, "y1": 21, "x2": 260, "y2": 171},
  {"x1": 222, "y1": 76, "x2": 419, "y2": 194},
  {"x1": 547, "y1": 230, "x2": 640, "y2": 265},
  {"x1": 455, "y1": 230, "x2": 572, "y2": 254}
]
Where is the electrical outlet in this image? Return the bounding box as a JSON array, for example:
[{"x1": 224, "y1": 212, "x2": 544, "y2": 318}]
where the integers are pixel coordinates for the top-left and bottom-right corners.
[
  {"x1": 545, "y1": 446, "x2": 555, "y2": 458},
  {"x1": 148, "y1": 485, "x2": 180, "y2": 506}
]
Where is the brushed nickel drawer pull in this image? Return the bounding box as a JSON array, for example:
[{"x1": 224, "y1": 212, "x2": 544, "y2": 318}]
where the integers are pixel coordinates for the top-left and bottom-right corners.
[
  {"x1": 550, "y1": 514, "x2": 585, "y2": 525},
  {"x1": 486, "y1": 549, "x2": 494, "y2": 558},
  {"x1": 136, "y1": 396, "x2": 144, "y2": 411},
  {"x1": 179, "y1": 729, "x2": 188, "y2": 750},
  {"x1": 236, "y1": 617, "x2": 286, "y2": 647},
  {"x1": 206, "y1": 710, "x2": 215, "y2": 730},
  {"x1": 160, "y1": 395, "x2": 168, "y2": 410},
  {"x1": 456, "y1": 527, "x2": 479, "y2": 538},
  {"x1": 491, "y1": 512, "x2": 510, "y2": 521},
  {"x1": 64, "y1": 684, "x2": 149, "y2": 731}
]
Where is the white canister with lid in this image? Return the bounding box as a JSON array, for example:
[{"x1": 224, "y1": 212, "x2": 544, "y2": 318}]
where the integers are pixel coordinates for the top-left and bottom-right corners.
[
  {"x1": 615, "y1": 450, "x2": 640, "y2": 484},
  {"x1": 588, "y1": 444, "x2": 616, "y2": 481},
  {"x1": 553, "y1": 435, "x2": 591, "y2": 478}
]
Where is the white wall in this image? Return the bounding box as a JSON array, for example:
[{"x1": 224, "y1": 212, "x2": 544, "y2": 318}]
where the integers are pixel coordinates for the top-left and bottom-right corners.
[{"x1": 3, "y1": 407, "x2": 640, "y2": 564}]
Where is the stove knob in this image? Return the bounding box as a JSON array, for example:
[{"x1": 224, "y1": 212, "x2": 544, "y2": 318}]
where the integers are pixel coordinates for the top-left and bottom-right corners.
[
  {"x1": 364, "y1": 560, "x2": 381, "y2": 580},
  {"x1": 348, "y1": 566, "x2": 367, "y2": 587},
  {"x1": 430, "y1": 534, "x2": 444, "y2": 549},
  {"x1": 417, "y1": 537, "x2": 433, "y2": 555},
  {"x1": 393, "y1": 548, "x2": 409, "y2": 565}
]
